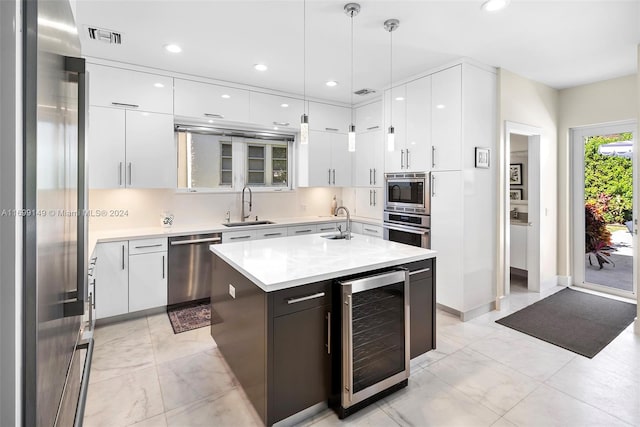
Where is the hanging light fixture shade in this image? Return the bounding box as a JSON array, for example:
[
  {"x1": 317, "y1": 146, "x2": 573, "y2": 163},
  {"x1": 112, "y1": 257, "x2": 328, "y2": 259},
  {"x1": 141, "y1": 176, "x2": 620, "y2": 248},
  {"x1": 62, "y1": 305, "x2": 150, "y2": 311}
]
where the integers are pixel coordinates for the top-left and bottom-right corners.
[
  {"x1": 300, "y1": 0, "x2": 309, "y2": 145},
  {"x1": 345, "y1": 3, "x2": 360, "y2": 152},
  {"x1": 384, "y1": 18, "x2": 399, "y2": 152}
]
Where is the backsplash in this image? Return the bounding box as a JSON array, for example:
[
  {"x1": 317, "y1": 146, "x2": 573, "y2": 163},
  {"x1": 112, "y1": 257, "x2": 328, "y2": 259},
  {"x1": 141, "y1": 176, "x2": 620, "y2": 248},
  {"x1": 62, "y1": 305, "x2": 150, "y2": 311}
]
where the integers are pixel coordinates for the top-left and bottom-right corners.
[{"x1": 88, "y1": 188, "x2": 345, "y2": 231}]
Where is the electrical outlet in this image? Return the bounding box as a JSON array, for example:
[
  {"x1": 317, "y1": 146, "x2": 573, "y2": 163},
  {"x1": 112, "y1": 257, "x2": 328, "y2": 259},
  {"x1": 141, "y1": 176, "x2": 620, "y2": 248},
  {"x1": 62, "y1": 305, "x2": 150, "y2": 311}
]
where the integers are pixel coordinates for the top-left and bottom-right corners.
[{"x1": 228, "y1": 284, "x2": 236, "y2": 299}]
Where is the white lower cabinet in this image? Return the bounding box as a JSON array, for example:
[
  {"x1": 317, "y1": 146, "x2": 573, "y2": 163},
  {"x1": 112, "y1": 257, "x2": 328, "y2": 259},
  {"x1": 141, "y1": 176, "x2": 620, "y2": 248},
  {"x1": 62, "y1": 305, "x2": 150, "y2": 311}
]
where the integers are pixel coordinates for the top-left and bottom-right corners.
[
  {"x1": 316, "y1": 222, "x2": 338, "y2": 233},
  {"x1": 94, "y1": 241, "x2": 129, "y2": 319},
  {"x1": 287, "y1": 224, "x2": 318, "y2": 236},
  {"x1": 222, "y1": 230, "x2": 256, "y2": 243},
  {"x1": 510, "y1": 225, "x2": 528, "y2": 270},
  {"x1": 94, "y1": 238, "x2": 167, "y2": 319},
  {"x1": 360, "y1": 224, "x2": 383, "y2": 238},
  {"x1": 255, "y1": 227, "x2": 288, "y2": 240},
  {"x1": 129, "y1": 251, "x2": 167, "y2": 312},
  {"x1": 430, "y1": 171, "x2": 464, "y2": 312}
]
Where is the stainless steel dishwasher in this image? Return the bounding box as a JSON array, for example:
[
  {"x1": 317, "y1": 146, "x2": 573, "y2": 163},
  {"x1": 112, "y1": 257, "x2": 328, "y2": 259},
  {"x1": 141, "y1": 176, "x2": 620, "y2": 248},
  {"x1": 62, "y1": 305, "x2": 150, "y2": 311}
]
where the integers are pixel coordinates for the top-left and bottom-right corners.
[{"x1": 168, "y1": 233, "x2": 222, "y2": 306}]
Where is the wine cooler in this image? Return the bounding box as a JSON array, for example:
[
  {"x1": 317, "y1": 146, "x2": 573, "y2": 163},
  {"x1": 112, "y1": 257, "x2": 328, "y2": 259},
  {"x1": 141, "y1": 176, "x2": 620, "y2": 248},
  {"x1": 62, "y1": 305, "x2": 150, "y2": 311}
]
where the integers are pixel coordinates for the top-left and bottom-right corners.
[{"x1": 333, "y1": 269, "x2": 410, "y2": 418}]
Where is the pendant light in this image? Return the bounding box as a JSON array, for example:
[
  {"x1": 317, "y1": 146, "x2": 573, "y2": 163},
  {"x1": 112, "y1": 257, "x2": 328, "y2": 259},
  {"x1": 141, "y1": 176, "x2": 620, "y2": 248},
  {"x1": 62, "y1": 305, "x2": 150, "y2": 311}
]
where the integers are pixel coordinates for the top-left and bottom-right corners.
[
  {"x1": 345, "y1": 3, "x2": 360, "y2": 152},
  {"x1": 384, "y1": 19, "x2": 399, "y2": 152},
  {"x1": 300, "y1": 0, "x2": 309, "y2": 144}
]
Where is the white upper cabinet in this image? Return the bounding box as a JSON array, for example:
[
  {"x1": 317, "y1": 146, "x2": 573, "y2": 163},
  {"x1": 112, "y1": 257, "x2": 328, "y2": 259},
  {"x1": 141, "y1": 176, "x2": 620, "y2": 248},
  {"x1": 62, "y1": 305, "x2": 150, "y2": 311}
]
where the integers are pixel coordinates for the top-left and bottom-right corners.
[
  {"x1": 88, "y1": 107, "x2": 175, "y2": 189},
  {"x1": 431, "y1": 65, "x2": 462, "y2": 171},
  {"x1": 174, "y1": 79, "x2": 250, "y2": 123},
  {"x1": 405, "y1": 76, "x2": 431, "y2": 172},
  {"x1": 249, "y1": 92, "x2": 304, "y2": 130},
  {"x1": 384, "y1": 85, "x2": 407, "y2": 172},
  {"x1": 88, "y1": 64, "x2": 173, "y2": 114},
  {"x1": 355, "y1": 101, "x2": 382, "y2": 132},
  {"x1": 308, "y1": 102, "x2": 351, "y2": 133},
  {"x1": 353, "y1": 130, "x2": 383, "y2": 187},
  {"x1": 354, "y1": 187, "x2": 382, "y2": 220},
  {"x1": 298, "y1": 130, "x2": 352, "y2": 187}
]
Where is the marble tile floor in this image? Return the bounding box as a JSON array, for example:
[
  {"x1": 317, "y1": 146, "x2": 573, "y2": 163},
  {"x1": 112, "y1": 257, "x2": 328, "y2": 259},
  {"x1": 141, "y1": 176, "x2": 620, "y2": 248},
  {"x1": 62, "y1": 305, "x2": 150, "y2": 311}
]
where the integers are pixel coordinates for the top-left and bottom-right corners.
[{"x1": 84, "y1": 286, "x2": 640, "y2": 427}]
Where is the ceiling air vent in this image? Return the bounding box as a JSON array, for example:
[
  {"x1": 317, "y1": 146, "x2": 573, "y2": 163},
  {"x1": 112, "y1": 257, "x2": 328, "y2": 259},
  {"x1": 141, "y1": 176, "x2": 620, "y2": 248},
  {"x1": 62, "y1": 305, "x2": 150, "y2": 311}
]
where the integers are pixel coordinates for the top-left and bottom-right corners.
[
  {"x1": 87, "y1": 27, "x2": 122, "y2": 44},
  {"x1": 354, "y1": 88, "x2": 376, "y2": 96}
]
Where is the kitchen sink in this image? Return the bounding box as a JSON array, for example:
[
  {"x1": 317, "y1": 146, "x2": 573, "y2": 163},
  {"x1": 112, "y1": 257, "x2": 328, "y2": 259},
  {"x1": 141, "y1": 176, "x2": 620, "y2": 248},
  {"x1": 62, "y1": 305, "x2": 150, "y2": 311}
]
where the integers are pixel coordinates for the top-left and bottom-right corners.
[
  {"x1": 321, "y1": 233, "x2": 353, "y2": 240},
  {"x1": 223, "y1": 220, "x2": 275, "y2": 227}
]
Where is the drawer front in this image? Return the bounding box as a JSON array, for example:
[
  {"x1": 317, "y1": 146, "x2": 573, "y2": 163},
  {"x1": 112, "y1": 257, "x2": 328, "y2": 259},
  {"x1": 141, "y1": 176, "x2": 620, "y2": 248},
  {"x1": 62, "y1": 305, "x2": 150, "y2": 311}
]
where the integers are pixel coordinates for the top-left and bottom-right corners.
[
  {"x1": 255, "y1": 227, "x2": 288, "y2": 240},
  {"x1": 405, "y1": 259, "x2": 434, "y2": 279},
  {"x1": 272, "y1": 280, "x2": 332, "y2": 317},
  {"x1": 128, "y1": 237, "x2": 168, "y2": 255},
  {"x1": 361, "y1": 224, "x2": 383, "y2": 238},
  {"x1": 316, "y1": 222, "x2": 339, "y2": 233},
  {"x1": 287, "y1": 224, "x2": 318, "y2": 236},
  {"x1": 222, "y1": 230, "x2": 256, "y2": 243}
]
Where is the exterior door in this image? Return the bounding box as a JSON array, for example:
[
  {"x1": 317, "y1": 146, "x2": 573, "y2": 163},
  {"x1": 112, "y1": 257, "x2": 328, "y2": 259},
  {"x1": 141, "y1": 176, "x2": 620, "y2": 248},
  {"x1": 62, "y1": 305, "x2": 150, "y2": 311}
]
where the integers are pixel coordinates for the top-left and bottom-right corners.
[{"x1": 572, "y1": 121, "x2": 637, "y2": 298}]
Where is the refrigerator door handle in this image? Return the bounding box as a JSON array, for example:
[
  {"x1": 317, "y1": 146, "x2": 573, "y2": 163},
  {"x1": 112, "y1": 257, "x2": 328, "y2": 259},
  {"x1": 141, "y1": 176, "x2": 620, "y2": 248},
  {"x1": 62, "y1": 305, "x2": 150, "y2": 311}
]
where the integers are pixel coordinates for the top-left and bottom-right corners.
[{"x1": 63, "y1": 56, "x2": 87, "y2": 317}]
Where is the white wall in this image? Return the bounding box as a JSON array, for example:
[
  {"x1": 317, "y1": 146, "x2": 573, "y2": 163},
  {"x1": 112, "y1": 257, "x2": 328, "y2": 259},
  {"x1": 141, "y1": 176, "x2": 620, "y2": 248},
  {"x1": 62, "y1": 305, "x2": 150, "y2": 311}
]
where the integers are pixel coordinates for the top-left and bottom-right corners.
[
  {"x1": 637, "y1": 44, "x2": 640, "y2": 330},
  {"x1": 88, "y1": 187, "x2": 345, "y2": 232},
  {"x1": 498, "y1": 69, "x2": 559, "y2": 293},
  {"x1": 0, "y1": 1, "x2": 22, "y2": 424},
  {"x1": 557, "y1": 74, "x2": 638, "y2": 277}
]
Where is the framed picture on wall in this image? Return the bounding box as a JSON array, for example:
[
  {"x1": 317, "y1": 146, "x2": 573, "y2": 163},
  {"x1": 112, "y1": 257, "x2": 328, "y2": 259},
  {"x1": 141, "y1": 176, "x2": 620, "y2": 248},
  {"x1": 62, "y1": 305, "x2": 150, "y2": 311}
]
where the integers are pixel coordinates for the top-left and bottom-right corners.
[
  {"x1": 509, "y1": 189, "x2": 523, "y2": 201},
  {"x1": 475, "y1": 147, "x2": 490, "y2": 168},
  {"x1": 510, "y1": 163, "x2": 523, "y2": 185}
]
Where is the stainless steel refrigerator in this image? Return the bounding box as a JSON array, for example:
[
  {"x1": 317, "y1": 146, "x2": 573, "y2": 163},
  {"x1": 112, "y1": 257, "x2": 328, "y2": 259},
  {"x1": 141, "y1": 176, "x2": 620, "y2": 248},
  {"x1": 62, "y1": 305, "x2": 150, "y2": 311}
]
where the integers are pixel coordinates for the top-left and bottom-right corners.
[{"x1": 22, "y1": 0, "x2": 93, "y2": 425}]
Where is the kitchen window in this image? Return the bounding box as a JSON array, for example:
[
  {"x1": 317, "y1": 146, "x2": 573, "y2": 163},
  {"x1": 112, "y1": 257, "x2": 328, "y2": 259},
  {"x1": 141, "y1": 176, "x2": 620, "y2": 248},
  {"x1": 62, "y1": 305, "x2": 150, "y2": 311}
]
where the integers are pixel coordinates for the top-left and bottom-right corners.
[{"x1": 176, "y1": 127, "x2": 292, "y2": 192}]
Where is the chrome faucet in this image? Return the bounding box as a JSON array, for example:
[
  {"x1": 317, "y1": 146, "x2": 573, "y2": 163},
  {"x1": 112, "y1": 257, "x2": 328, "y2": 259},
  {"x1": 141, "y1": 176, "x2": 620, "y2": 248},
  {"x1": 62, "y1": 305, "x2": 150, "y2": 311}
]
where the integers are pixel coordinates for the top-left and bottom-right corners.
[
  {"x1": 335, "y1": 206, "x2": 351, "y2": 240},
  {"x1": 241, "y1": 185, "x2": 252, "y2": 222}
]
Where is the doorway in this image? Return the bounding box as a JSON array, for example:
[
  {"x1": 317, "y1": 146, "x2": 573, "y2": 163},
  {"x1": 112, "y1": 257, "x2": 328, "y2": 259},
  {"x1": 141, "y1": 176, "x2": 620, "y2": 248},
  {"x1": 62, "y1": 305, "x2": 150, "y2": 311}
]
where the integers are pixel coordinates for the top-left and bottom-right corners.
[
  {"x1": 571, "y1": 121, "x2": 638, "y2": 299},
  {"x1": 502, "y1": 122, "x2": 542, "y2": 300}
]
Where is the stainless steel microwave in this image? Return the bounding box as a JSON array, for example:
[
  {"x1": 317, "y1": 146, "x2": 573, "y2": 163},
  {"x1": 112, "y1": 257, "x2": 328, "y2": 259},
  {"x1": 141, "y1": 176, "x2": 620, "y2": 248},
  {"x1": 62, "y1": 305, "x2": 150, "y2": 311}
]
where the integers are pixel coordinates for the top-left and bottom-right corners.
[{"x1": 384, "y1": 172, "x2": 430, "y2": 214}]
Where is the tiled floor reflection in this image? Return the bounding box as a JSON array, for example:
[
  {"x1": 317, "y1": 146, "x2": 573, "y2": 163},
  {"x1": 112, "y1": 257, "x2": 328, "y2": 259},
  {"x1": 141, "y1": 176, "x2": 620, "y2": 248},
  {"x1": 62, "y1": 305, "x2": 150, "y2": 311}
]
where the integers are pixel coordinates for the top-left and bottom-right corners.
[{"x1": 85, "y1": 286, "x2": 640, "y2": 426}]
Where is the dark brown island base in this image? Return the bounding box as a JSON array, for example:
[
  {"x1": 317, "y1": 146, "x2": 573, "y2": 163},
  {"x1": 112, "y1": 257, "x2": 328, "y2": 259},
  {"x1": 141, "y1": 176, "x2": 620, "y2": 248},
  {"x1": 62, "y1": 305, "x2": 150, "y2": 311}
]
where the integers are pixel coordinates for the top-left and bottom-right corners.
[{"x1": 210, "y1": 239, "x2": 436, "y2": 426}]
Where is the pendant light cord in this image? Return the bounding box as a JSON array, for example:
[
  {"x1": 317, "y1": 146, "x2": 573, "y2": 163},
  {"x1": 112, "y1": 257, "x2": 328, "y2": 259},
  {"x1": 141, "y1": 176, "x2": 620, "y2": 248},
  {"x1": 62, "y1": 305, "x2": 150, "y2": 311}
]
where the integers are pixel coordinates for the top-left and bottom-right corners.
[
  {"x1": 303, "y1": 0, "x2": 307, "y2": 115},
  {"x1": 389, "y1": 28, "x2": 393, "y2": 126},
  {"x1": 350, "y1": 11, "x2": 354, "y2": 124}
]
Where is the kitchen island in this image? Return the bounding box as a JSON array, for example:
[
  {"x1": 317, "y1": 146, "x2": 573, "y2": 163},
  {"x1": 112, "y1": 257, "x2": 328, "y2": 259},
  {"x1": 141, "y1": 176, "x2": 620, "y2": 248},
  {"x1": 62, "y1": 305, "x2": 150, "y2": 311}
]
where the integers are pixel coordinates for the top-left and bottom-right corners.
[{"x1": 209, "y1": 233, "x2": 436, "y2": 426}]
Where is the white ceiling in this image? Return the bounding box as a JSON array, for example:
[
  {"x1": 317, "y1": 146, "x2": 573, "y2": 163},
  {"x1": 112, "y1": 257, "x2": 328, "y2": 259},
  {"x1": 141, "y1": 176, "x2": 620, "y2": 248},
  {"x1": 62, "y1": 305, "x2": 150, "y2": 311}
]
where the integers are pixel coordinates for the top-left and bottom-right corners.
[{"x1": 76, "y1": 0, "x2": 640, "y2": 104}]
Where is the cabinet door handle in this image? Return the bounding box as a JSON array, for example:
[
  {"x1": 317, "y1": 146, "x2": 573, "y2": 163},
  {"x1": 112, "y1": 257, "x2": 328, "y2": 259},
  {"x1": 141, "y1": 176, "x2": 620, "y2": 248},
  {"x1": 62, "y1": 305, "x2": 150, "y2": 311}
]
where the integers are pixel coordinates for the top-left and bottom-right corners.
[
  {"x1": 273, "y1": 121, "x2": 290, "y2": 127},
  {"x1": 319, "y1": 227, "x2": 334, "y2": 231},
  {"x1": 326, "y1": 311, "x2": 331, "y2": 354},
  {"x1": 121, "y1": 245, "x2": 125, "y2": 270},
  {"x1": 369, "y1": 189, "x2": 373, "y2": 206},
  {"x1": 373, "y1": 168, "x2": 377, "y2": 185},
  {"x1": 364, "y1": 227, "x2": 379, "y2": 234},
  {"x1": 366, "y1": 126, "x2": 379, "y2": 130},
  {"x1": 118, "y1": 162, "x2": 123, "y2": 186},
  {"x1": 369, "y1": 169, "x2": 372, "y2": 185},
  {"x1": 409, "y1": 267, "x2": 431, "y2": 276},
  {"x1": 406, "y1": 149, "x2": 411, "y2": 168},
  {"x1": 295, "y1": 229, "x2": 313, "y2": 234},
  {"x1": 325, "y1": 127, "x2": 339, "y2": 132},
  {"x1": 263, "y1": 232, "x2": 283, "y2": 237},
  {"x1": 332, "y1": 169, "x2": 336, "y2": 185},
  {"x1": 134, "y1": 244, "x2": 163, "y2": 249},
  {"x1": 431, "y1": 174, "x2": 436, "y2": 197},
  {"x1": 111, "y1": 102, "x2": 138, "y2": 108},
  {"x1": 287, "y1": 292, "x2": 325, "y2": 304},
  {"x1": 127, "y1": 163, "x2": 132, "y2": 186},
  {"x1": 162, "y1": 255, "x2": 165, "y2": 279},
  {"x1": 400, "y1": 149, "x2": 405, "y2": 169},
  {"x1": 432, "y1": 146, "x2": 436, "y2": 168},
  {"x1": 230, "y1": 235, "x2": 251, "y2": 240},
  {"x1": 373, "y1": 190, "x2": 376, "y2": 206},
  {"x1": 204, "y1": 113, "x2": 224, "y2": 119},
  {"x1": 328, "y1": 169, "x2": 332, "y2": 185}
]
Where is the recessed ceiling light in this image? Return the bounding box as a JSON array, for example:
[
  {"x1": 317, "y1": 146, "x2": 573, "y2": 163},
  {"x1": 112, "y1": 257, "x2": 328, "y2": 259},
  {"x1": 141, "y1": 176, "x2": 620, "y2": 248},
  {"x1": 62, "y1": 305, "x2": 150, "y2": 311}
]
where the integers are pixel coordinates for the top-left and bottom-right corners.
[
  {"x1": 436, "y1": 104, "x2": 445, "y2": 109},
  {"x1": 164, "y1": 43, "x2": 182, "y2": 53},
  {"x1": 221, "y1": 94, "x2": 231, "y2": 99},
  {"x1": 326, "y1": 80, "x2": 338, "y2": 87},
  {"x1": 481, "y1": 0, "x2": 510, "y2": 12},
  {"x1": 395, "y1": 97, "x2": 405, "y2": 101},
  {"x1": 273, "y1": 126, "x2": 279, "y2": 130},
  {"x1": 154, "y1": 83, "x2": 165, "y2": 88},
  {"x1": 280, "y1": 103, "x2": 289, "y2": 108},
  {"x1": 254, "y1": 63, "x2": 268, "y2": 71},
  {"x1": 208, "y1": 119, "x2": 214, "y2": 123}
]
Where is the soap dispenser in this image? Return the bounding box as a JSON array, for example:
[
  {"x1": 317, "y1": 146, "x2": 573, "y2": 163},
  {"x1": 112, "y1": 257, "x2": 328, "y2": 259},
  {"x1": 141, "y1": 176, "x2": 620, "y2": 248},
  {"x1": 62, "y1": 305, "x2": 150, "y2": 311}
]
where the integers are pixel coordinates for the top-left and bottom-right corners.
[{"x1": 331, "y1": 195, "x2": 337, "y2": 216}]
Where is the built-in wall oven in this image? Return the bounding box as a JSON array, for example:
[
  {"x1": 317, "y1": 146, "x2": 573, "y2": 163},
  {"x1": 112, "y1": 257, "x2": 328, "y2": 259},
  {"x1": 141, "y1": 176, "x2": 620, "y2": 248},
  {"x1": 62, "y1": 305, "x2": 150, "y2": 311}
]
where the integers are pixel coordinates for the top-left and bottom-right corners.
[
  {"x1": 383, "y1": 172, "x2": 431, "y2": 249},
  {"x1": 334, "y1": 269, "x2": 410, "y2": 418}
]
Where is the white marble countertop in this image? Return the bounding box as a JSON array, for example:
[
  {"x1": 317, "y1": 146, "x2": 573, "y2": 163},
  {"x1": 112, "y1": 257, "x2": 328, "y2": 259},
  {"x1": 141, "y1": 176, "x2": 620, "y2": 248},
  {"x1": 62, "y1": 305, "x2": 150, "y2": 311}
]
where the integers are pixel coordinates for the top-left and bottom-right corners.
[
  {"x1": 210, "y1": 233, "x2": 437, "y2": 292},
  {"x1": 88, "y1": 215, "x2": 380, "y2": 256}
]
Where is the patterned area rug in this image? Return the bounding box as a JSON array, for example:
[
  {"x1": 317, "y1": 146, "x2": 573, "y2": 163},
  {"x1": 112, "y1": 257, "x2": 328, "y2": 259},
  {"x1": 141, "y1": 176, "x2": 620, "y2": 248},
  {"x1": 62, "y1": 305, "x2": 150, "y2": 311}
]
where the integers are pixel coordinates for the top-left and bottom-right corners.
[{"x1": 167, "y1": 301, "x2": 222, "y2": 334}]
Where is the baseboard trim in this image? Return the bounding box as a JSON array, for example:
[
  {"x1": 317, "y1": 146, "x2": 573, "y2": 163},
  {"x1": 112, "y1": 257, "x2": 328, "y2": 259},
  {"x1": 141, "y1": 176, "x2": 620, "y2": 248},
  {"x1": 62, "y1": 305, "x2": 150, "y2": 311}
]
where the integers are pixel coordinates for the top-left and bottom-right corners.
[
  {"x1": 436, "y1": 301, "x2": 497, "y2": 322},
  {"x1": 557, "y1": 275, "x2": 572, "y2": 287}
]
